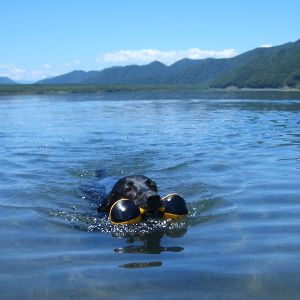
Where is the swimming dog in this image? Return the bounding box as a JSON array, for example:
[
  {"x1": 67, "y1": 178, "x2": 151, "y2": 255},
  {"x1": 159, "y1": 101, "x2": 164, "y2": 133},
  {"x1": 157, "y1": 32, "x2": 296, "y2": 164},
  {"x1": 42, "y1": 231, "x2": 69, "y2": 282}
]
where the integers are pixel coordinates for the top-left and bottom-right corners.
[
  {"x1": 97, "y1": 175, "x2": 188, "y2": 225},
  {"x1": 97, "y1": 175, "x2": 162, "y2": 212}
]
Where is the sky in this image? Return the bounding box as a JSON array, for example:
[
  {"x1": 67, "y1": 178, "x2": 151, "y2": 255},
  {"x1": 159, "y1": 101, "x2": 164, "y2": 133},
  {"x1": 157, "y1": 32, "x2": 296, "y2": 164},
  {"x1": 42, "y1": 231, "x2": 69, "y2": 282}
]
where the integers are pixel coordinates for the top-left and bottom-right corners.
[{"x1": 1, "y1": 0, "x2": 300, "y2": 82}]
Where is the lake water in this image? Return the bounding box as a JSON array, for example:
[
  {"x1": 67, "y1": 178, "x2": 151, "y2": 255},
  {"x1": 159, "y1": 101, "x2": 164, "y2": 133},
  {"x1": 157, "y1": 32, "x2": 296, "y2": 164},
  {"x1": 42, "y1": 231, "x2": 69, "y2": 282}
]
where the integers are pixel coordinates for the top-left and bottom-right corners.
[{"x1": 1, "y1": 93, "x2": 300, "y2": 299}]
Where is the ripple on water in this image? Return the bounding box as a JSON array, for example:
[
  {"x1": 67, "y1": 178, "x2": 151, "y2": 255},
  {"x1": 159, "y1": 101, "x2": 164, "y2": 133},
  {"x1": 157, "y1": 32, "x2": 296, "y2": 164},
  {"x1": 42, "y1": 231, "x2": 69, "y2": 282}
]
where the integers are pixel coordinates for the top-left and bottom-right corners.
[
  {"x1": 3, "y1": 96, "x2": 300, "y2": 299},
  {"x1": 43, "y1": 194, "x2": 233, "y2": 238}
]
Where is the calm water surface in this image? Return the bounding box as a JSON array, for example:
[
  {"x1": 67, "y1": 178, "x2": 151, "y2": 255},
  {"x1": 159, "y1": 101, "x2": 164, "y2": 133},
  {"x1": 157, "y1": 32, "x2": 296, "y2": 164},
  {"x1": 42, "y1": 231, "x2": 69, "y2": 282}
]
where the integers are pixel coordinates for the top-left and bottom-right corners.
[{"x1": 1, "y1": 93, "x2": 300, "y2": 299}]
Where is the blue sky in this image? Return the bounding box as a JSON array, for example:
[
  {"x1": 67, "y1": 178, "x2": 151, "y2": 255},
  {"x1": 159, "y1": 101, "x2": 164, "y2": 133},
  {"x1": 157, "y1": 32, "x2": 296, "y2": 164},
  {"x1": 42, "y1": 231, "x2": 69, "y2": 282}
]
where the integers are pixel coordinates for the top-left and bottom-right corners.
[{"x1": 1, "y1": 0, "x2": 300, "y2": 81}]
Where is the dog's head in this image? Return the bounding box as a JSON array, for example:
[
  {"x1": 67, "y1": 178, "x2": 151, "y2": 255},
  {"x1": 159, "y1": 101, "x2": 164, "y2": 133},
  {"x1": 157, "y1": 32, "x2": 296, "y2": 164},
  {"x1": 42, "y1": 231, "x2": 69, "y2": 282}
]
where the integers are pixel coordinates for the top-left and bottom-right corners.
[{"x1": 99, "y1": 175, "x2": 162, "y2": 212}]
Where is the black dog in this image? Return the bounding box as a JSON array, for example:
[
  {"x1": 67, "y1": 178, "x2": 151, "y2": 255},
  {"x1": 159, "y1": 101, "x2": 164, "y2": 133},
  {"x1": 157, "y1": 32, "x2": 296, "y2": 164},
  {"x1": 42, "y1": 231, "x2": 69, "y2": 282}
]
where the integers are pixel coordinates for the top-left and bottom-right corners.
[{"x1": 97, "y1": 175, "x2": 163, "y2": 214}]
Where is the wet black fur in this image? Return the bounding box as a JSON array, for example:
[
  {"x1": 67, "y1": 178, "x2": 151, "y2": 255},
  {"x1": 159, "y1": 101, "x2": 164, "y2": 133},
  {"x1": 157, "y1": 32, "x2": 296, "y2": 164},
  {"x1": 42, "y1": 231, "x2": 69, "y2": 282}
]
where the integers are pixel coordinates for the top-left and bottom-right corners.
[{"x1": 97, "y1": 175, "x2": 162, "y2": 212}]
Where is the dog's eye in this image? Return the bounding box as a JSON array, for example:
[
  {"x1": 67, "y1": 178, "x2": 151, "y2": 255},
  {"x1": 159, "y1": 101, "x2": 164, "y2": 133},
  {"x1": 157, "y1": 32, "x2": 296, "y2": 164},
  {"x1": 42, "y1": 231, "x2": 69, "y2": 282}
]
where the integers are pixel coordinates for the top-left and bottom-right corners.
[
  {"x1": 145, "y1": 179, "x2": 155, "y2": 188},
  {"x1": 124, "y1": 187, "x2": 133, "y2": 193}
]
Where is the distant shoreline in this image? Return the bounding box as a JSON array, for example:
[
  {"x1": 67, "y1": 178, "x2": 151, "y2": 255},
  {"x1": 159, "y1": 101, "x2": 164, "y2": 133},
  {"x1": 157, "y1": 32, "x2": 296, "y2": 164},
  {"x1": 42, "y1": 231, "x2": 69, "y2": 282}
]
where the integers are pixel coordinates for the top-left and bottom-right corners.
[{"x1": 0, "y1": 84, "x2": 300, "y2": 98}]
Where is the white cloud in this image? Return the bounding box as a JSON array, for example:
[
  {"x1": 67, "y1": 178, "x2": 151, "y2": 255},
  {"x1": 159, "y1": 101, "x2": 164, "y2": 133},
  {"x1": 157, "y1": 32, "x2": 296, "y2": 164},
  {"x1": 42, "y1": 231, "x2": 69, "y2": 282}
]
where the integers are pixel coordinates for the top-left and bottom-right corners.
[
  {"x1": 0, "y1": 63, "x2": 26, "y2": 80},
  {"x1": 0, "y1": 62, "x2": 59, "y2": 81},
  {"x1": 30, "y1": 70, "x2": 58, "y2": 80},
  {"x1": 0, "y1": 60, "x2": 82, "y2": 81},
  {"x1": 61, "y1": 59, "x2": 81, "y2": 67},
  {"x1": 43, "y1": 63, "x2": 52, "y2": 69},
  {"x1": 73, "y1": 59, "x2": 81, "y2": 65},
  {"x1": 97, "y1": 48, "x2": 238, "y2": 65},
  {"x1": 260, "y1": 44, "x2": 273, "y2": 48}
]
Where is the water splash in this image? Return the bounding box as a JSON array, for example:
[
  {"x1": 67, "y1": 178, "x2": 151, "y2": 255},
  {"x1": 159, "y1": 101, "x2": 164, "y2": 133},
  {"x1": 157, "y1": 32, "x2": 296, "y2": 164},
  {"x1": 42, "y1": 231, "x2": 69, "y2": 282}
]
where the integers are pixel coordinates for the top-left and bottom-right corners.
[
  {"x1": 45, "y1": 196, "x2": 227, "y2": 238},
  {"x1": 48, "y1": 208, "x2": 188, "y2": 236}
]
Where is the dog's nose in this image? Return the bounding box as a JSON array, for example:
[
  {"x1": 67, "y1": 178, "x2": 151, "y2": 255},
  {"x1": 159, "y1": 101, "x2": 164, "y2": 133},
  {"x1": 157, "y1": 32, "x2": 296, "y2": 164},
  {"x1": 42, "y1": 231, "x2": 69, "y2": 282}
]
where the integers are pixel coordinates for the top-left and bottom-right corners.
[{"x1": 146, "y1": 194, "x2": 162, "y2": 210}]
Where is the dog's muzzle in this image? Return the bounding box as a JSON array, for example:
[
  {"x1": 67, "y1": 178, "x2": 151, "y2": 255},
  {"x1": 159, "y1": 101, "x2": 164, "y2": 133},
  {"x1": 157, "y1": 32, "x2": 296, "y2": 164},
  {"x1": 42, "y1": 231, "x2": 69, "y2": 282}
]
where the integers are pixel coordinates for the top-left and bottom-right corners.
[{"x1": 146, "y1": 194, "x2": 163, "y2": 210}]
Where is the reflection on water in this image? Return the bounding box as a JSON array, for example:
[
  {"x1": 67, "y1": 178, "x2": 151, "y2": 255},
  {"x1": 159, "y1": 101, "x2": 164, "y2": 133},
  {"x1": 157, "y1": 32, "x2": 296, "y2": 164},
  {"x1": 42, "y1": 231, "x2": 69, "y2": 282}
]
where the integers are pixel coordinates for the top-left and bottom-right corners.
[
  {"x1": 119, "y1": 261, "x2": 162, "y2": 269},
  {"x1": 114, "y1": 230, "x2": 186, "y2": 255},
  {"x1": 115, "y1": 231, "x2": 186, "y2": 269}
]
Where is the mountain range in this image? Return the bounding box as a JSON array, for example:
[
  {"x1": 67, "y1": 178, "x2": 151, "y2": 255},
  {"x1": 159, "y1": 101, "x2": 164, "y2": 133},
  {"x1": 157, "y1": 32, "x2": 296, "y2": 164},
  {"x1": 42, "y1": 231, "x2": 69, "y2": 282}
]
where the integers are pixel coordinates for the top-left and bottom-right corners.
[
  {"x1": 0, "y1": 77, "x2": 15, "y2": 84},
  {"x1": 2, "y1": 39, "x2": 300, "y2": 88}
]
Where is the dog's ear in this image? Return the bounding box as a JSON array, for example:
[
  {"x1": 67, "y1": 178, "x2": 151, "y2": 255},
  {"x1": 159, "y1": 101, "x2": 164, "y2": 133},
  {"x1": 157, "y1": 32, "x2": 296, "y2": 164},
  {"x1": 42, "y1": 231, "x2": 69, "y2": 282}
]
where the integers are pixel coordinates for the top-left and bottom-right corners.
[
  {"x1": 98, "y1": 178, "x2": 127, "y2": 212},
  {"x1": 97, "y1": 192, "x2": 118, "y2": 212}
]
